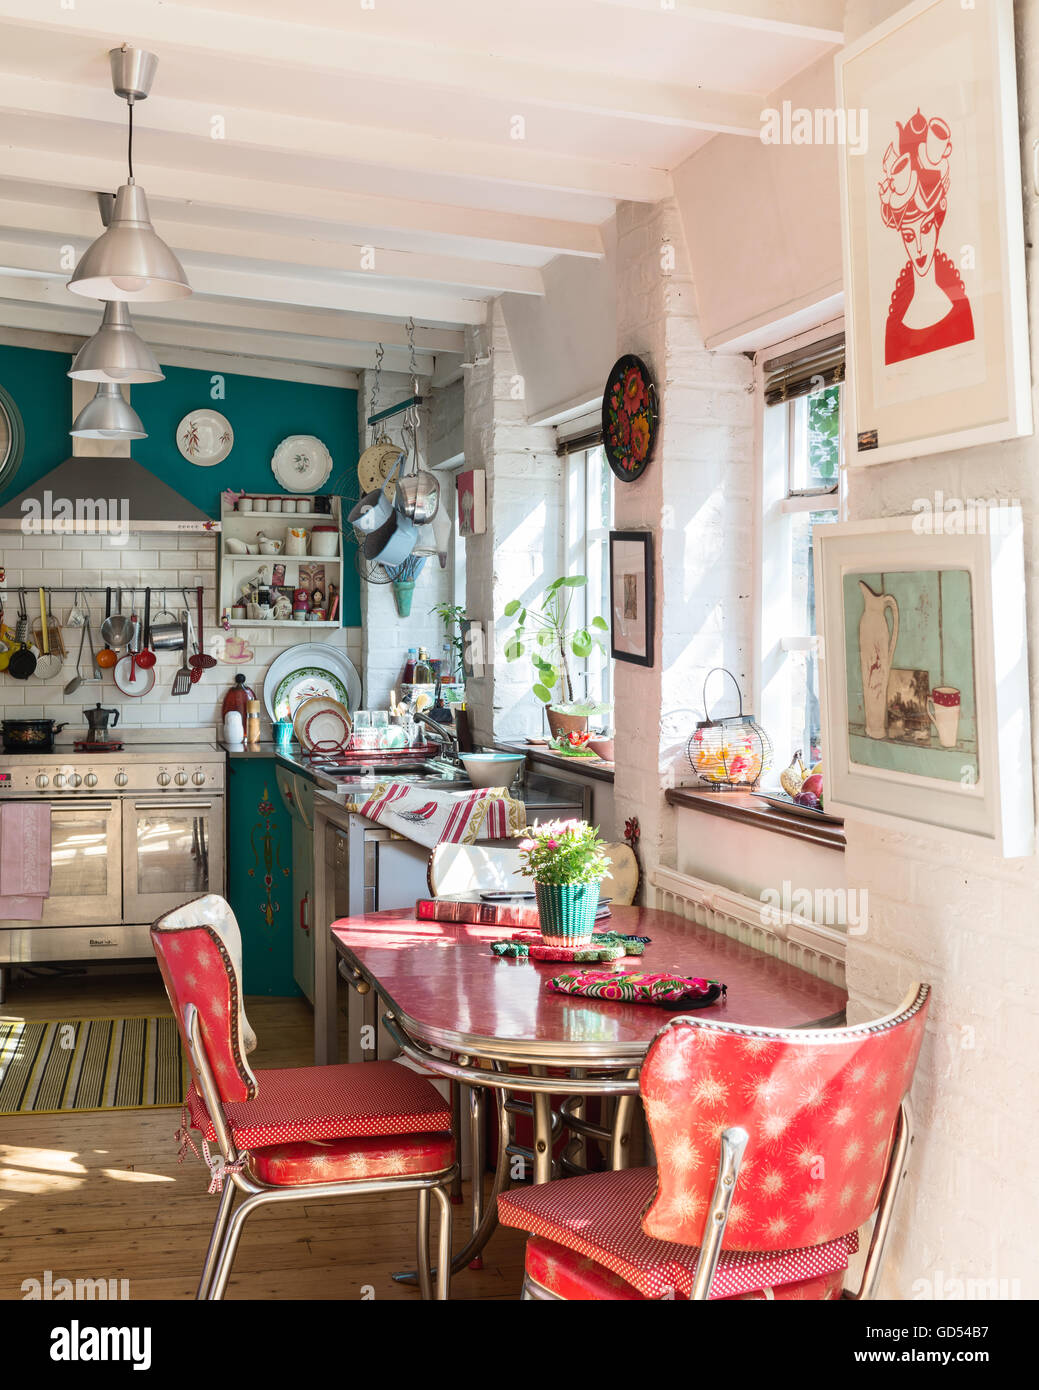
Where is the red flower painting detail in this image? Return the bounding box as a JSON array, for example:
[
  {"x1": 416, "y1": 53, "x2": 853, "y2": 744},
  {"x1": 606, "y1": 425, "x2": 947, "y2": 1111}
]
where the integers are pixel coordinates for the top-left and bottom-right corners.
[
  {"x1": 878, "y1": 110, "x2": 974, "y2": 364},
  {"x1": 603, "y1": 357, "x2": 658, "y2": 481}
]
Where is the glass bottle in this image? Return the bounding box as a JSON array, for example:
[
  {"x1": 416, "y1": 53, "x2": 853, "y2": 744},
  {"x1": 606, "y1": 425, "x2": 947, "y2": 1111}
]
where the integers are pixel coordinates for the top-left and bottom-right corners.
[
  {"x1": 414, "y1": 647, "x2": 433, "y2": 683},
  {"x1": 402, "y1": 647, "x2": 417, "y2": 684}
]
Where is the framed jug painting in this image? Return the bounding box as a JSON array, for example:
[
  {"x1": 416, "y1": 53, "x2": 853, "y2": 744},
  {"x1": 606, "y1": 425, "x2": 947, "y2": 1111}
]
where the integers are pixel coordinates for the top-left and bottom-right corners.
[
  {"x1": 815, "y1": 509, "x2": 1033, "y2": 857},
  {"x1": 837, "y1": 0, "x2": 1031, "y2": 465}
]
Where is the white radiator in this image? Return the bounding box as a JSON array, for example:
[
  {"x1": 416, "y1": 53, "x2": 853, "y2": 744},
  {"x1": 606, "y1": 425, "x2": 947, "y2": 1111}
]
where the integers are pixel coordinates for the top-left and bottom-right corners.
[{"x1": 650, "y1": 866, "x2": 846, "y2": 989}]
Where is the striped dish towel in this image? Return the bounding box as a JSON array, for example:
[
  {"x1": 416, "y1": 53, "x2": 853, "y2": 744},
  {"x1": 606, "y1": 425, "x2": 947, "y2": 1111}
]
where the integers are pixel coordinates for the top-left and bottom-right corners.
[
  {"x1": 358, "y1": 782, "x2": 526, "y2": 850},
  {"x1": 0, "y1": 802, "x2": 52, "y2": 921}
]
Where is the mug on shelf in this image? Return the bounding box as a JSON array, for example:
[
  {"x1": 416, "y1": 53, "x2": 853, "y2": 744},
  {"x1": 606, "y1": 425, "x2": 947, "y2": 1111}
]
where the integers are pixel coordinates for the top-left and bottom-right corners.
[{"x1": 927, "y1": 686, "x2": 961, "y2": 748}]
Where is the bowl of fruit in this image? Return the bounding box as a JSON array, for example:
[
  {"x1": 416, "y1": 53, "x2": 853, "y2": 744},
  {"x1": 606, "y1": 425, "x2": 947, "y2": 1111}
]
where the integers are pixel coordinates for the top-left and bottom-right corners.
[{"x1": 758, "y1": 751, "x2": 841, "y2": 822}]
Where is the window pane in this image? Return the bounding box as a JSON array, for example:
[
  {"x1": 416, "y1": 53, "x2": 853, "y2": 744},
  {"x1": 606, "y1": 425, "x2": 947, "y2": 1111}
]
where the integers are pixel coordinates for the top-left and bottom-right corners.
[
  {"x1": 787, "y1": 509, "x2": 836, "y2": 765},
  {"x1": 790, "y1": 384, "x2": 841, "y2": 492}
]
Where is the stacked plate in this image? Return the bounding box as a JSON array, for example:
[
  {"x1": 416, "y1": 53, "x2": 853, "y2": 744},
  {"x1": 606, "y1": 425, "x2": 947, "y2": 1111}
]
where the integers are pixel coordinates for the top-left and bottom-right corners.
[
  {"x1": 263, "y1": 643, "x2": 362, "y2": 723},
  {"x1": 294, "y1": 696, "x2": 352, "y2": 752}
]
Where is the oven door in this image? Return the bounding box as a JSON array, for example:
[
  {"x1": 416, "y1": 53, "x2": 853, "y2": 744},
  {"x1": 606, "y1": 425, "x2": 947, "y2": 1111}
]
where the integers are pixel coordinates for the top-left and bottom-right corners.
[
  {"x1": 2, "y1": 797, "x2": 123, "y2": 927},
  {"x1": 122, "y1": 795, "x2": 226, "y2": 923}
]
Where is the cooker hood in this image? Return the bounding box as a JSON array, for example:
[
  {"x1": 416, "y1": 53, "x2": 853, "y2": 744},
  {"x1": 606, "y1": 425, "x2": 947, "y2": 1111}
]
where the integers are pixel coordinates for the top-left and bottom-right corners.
[{"x1": 0, "y1": 456, "x2": 220, "y2": 534}]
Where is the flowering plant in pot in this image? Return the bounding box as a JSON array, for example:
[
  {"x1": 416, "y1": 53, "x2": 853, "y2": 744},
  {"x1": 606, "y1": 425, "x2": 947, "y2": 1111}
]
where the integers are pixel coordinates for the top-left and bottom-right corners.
[{"x1": 517, "y1": 819, "x2": 610, "y2": 947}]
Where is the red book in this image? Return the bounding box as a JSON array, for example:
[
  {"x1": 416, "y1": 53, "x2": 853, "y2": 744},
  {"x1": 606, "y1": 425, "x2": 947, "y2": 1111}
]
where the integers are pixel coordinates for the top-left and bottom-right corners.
[{"x1": 416, "y1": 895, "x2": 611, "y2": 927}]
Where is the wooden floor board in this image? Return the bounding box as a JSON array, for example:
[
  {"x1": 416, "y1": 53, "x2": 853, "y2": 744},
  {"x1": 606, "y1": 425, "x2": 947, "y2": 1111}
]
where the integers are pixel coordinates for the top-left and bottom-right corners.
[{"x1": 0, "y1": 971, "x2": 526, "y2": 1301}]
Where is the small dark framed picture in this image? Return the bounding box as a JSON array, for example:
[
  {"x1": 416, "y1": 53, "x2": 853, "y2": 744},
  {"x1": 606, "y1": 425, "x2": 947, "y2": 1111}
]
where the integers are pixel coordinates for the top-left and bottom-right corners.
[{"x1": 609, "y1": 530, "x2": 654, "y2": 667}]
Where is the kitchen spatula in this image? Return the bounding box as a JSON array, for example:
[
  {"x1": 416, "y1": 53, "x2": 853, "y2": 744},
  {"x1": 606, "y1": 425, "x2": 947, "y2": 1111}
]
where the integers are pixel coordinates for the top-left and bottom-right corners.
[{"x1": 171, "y1": 612, "x2": 192, "y2": 696}]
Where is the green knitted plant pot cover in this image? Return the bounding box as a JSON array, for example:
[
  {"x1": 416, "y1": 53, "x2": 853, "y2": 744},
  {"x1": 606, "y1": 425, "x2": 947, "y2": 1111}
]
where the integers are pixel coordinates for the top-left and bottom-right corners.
[{"x1": 535, "y1": 881, "x2": 601, "y2": 947}]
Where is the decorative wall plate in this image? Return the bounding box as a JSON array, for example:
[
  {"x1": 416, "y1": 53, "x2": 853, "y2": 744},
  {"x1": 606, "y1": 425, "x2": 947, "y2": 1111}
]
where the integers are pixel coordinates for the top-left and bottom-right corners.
[
  {"x1": 177, "y1": 409, "x2": 234, "y2": 466},
  {"x1": 0, "y1": 382, "x2": 25, "y2": 492},
  {"x1": 601, "y1": 354, "x2": 658, "y2": 483},
  {"x1": 263, "y1": 643, "x2": 361, "y2": 722},
  {"x1": 272, "y1": 434, "x2": 333, "y2": 492}
]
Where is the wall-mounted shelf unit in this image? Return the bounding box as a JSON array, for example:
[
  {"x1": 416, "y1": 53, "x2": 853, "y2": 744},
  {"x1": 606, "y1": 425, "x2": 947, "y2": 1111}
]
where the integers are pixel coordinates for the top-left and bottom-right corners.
[{"x1": 218, "y1": 496, "x2": 344, "y2": 627}]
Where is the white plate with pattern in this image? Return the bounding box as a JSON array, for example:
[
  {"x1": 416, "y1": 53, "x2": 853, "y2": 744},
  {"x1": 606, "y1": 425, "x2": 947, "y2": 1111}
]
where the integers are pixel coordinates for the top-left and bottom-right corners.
[
  {"x1": 176, "y1": 409, "x2": 234, "y2": 466},
  {"x1": 271, "y1": 434, "x2": 333, "y2": 492},
  {"x1": 263, "y1": 644, "x2": 361, "y2": 723}
]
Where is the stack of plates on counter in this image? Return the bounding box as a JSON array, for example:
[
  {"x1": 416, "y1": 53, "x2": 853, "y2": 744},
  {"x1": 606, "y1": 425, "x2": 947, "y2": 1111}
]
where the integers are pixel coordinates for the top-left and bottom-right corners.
[
  {"x1": 263, "y1": 644, "x2": 362, "y2": 724},
  {"x1": 294, "y1": 697, "x2": 352, "y2": 752}
]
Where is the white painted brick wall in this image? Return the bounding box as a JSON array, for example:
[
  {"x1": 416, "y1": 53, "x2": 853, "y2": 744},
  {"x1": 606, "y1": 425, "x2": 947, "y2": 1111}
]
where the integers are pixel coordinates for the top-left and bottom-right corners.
[
  {"x1": 836, "y1": 0, "x2": 1039, "y2": 1301},
  {"x1": 0, "y1": 531, "x2": 362, "y2": 733},
  {"x1": 612, "y1": 197, "x2": 755, "y2": 872}
]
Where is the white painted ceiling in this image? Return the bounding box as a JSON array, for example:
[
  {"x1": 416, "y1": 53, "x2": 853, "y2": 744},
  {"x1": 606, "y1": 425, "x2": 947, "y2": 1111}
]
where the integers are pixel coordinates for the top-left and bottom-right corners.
[{"x1": 0, "y1": 0, "x2": 840, "y2": 379}]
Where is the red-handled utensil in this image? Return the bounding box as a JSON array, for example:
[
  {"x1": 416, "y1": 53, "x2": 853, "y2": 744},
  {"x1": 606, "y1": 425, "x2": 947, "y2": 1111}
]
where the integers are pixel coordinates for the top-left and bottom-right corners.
[
  {"x1": 189, "y1": 585, "x2": 217, "y2": 673},
  {"x1": 135, "y1": 587, "x2": 156, "y2": 669}
]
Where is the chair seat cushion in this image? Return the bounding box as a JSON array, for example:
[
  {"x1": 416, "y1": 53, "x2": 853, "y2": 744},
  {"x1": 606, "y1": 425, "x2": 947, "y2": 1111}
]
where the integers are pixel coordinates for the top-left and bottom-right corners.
[
  {"x1": 499, "y1": 1167, "x2": 857, "y2": 1300},
  {"x1": 186, "y1": 1061, "x2": 451, "y2": 1149},
  {"x1": 525, "y1": 1236, "x2": 846, "y2": 1301},
  {"x1": 247, "y1": 1131, "x2": 454, "y2": 1187}
]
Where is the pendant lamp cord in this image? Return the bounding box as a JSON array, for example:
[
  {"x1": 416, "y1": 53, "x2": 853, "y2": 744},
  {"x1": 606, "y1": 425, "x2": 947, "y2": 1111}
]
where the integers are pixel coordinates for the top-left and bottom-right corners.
[{"x1": 127, "y1": 99, "x2": 134, "y2": 182}]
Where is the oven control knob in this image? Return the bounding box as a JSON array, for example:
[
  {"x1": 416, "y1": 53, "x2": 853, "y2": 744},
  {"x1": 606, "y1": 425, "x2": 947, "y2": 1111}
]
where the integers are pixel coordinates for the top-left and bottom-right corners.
[
  {"x1": 175, "y1": 771, "x2": 189, "y2": 786},
  {"x1": 68, "y1": 773, "x2": 82, "y2": 788},
  {"x1": 35, "y1": 773, "x2": 49, "y2": 788},
  {"x1": 84, "y1": 773, "x2": 98, "y2": 788},
  {"x1": 115, "y1": 772, "x2": 129, "y2": 787},
  {"x1": 157, "y1": 771, "x2": 171, "y2": 786},
  {"x1": 53, "y1": 773, "x2": 66, "y2": 788},
  {"x1": 192, "y1": 771, "x2": 207, "y2": 785}
]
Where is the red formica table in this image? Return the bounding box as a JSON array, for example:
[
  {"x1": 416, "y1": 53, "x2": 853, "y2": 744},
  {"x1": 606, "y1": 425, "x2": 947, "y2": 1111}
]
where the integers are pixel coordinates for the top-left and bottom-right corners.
[{"x1": 326, "y1": 904, "x2": 848, "y2": 1277}]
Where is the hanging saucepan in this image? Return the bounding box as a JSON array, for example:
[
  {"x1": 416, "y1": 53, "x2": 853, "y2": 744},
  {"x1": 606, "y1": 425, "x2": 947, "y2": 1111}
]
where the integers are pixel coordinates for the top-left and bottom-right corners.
[
  {"x1": 362, "y1": 503, "x2": 419, "y2": 569},
  {"x1": 8, "y1": 598, "x2": 38, "y2": 680},
  {"x1": 398, "y1": 468, "x2": 441, "y2": 526},
  {"x1": 348, "y1": 456, "x2": 403, "y2": 535},
  {"x1": 149, "y1": 592, "x2": 185, "y2": 651},
  {"x1": 2, "y1": 718, "x2": 68, "y2": 753}
]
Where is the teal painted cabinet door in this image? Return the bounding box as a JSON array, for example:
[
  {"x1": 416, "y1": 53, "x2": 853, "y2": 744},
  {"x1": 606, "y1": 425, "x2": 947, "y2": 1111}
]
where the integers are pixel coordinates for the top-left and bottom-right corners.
[{"x1": 226, "y1": 758, "x2": 299, "y2": 996}]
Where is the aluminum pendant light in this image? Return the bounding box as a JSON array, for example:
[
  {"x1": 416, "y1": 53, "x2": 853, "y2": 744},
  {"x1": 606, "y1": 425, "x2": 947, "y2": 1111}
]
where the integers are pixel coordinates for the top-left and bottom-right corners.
[
  {"x1": 69, "y1": 301, "x2": 164, "y2": 383},
  {"x1": 70, "y1": 383, "x2": 148, "y2": 441},
  {"x1": 67, "y1": 46, "x2": 191, "y2": 303}
]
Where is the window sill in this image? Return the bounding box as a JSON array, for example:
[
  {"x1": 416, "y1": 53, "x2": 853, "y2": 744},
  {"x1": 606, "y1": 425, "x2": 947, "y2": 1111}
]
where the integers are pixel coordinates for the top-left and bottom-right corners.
[
  {"x1": 665, "y1": 786, "x2": 845, "y2": 852},
  {"x1": 495, "y1": 741, "x2": 615, "y2": 784}
]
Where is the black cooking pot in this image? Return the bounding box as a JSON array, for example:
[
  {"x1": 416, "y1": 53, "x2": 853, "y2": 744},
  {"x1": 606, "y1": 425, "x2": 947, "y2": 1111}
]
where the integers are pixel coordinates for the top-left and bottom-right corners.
[{"x1": 1, "y1": 719, "x2": 69, "y2": 753}]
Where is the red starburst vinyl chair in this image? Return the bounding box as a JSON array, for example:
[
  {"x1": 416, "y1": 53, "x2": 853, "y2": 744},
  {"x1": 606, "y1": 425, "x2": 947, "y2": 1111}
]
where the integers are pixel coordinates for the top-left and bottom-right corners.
[
  {"x1": 498, "y1": 983, "x2": 930, "y2": 1300},
  {"x1": 152, "y1": 894, "x2": 457, "y2": 1300}
]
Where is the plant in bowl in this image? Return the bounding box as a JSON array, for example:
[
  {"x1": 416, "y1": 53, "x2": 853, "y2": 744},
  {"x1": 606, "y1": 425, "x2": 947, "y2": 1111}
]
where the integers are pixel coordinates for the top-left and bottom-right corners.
[
  {"x1": 518, "y1": 819, "x2": 610, "y2": 947},
  {"x1": 502, "y1": 577, "x2": 610, "y2": 738}
]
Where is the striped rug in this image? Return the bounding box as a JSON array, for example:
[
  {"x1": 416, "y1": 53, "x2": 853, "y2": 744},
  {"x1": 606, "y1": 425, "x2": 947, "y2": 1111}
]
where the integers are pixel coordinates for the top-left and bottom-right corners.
[{"x1": 0, "y1": 1016, "x2": 189, "y2": 1115}]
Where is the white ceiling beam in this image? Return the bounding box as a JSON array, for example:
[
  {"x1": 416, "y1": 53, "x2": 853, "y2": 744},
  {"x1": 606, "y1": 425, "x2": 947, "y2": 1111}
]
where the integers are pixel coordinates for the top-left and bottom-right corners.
[
  {"x1": 0, "y1": 291, "x2": 414, "y2": 376},
  {"x1": 0, "y1": 234, "x2": 489, "y2": 326},
  {"x1": 590, "y1": 0, "x2": 843, "y2": 44},
  {"x1": 0, "y1": 73, "x2": 670, "y2": 203},
  {"x1": 0, "y1": 277, "x2": 440, "y2": 373},
  {"x1": 0, "y1": 193, "x2": 546, "y2": 298},
  {"x1": 0, "y1": 146, "x2": 603, "y2": 260},
  {"x1": 0, "y1": 0, "x2": 763, "y2": 134}
]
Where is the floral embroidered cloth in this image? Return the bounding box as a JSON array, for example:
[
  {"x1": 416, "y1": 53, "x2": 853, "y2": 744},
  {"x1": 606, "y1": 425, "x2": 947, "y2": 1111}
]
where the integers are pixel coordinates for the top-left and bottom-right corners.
[
  {"x1": 491, "y1": 931, "x2": 649, "y2": 963},
  {"x1": 547, "y1": 968, "x2": 725, "y2": 1008}
]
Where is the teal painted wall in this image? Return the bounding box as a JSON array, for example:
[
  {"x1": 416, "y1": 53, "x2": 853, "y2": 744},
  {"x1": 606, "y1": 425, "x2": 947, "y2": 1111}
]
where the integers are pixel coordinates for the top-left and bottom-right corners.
[
  {"x1": 0, "y1": 346, "x2": 361, "y2": 626},
  {"x1": 227, "y1": 756, "x2": 298, "y2": 997}
]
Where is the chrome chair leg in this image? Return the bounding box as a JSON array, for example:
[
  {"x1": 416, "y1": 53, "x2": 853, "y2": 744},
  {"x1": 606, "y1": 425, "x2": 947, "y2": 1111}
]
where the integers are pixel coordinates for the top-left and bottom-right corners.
[
  {"x1": 195, "y1": 1179, "x2": 237, "y2": 1301},
  {"x1": 207, "y1": 1190, "x2": 268, "y2": 1301},
  {"x1": 449, "y1": 1082, "x2": 463, "y2": 1204},
  {"x1": 610, "y1": 1069, "x2": 640, "y2": 1170},
  {"x1": 432, "y1": 1182, "x2": 453, "y2": 1301},
  {"x1": 416, "y1": 1187, "x2": 434, "y2": 1300}
]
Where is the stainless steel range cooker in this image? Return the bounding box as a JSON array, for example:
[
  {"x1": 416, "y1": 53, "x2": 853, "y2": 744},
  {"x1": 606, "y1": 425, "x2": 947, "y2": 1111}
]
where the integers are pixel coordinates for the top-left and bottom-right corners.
[{"x1": 0, "y1": 742, "x2": 225, "y2": 1000}]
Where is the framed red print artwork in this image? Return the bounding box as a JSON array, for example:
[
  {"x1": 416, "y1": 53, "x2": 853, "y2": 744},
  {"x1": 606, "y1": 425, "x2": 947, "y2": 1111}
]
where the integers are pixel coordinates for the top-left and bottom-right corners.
[
  {"x1": 456, "y1": 468, "x2": 486, "y2": 537},
  {"x1": 837, "y1": 0, "x2": 1031, "y2": 466},
  {"x1": 601, "y1": 355, "x2": 658, "y2": 483}
]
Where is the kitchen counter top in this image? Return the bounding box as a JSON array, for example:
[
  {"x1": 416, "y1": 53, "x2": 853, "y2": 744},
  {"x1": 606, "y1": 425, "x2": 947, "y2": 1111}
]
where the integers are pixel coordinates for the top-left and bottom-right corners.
[{"x1": 495, "y1": 738, "x2": 614, "y2": 783}]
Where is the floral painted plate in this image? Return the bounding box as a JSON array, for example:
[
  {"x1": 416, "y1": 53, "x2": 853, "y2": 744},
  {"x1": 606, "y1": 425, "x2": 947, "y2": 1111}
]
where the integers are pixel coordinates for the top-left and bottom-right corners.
[
  {"x1": 263, "y1": 643, "x2": 362, "y2": 722},
  {"x1": 272, "y1": 434, "x2": 333, "y2": 492},
  {"x1": 601, "y1": 355, "x2": 658, "y2": 483},
  {"x1": 177, "y1": 409, "x2": 234, "y2": 466}
]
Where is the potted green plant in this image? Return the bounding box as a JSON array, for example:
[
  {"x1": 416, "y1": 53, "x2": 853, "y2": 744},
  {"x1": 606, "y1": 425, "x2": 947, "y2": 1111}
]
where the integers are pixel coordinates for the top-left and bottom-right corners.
[
  {"x1": 431, "y1": 601, "x2": 466, "y2": 680},
  {"x1": 518, "y1": 819, "x2": 610, "y2": 947},
  {"x1": 502, "y1": 576, "x2": 610, "y2": 739}
]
